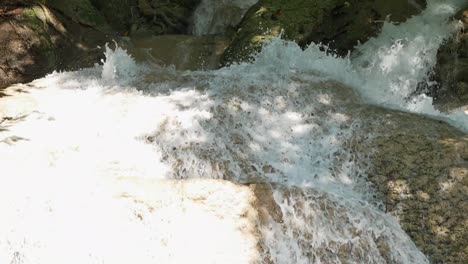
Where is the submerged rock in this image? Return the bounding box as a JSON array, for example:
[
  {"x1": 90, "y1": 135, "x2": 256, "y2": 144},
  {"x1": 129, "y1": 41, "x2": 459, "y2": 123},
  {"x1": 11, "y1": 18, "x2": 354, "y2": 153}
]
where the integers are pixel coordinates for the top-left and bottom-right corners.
[
  {"x1": 221, "y1": 0, "x2": 426, "y2": 65},
  {"x1": 431, "y1": 6, "x2": 468, "y2": 110}
]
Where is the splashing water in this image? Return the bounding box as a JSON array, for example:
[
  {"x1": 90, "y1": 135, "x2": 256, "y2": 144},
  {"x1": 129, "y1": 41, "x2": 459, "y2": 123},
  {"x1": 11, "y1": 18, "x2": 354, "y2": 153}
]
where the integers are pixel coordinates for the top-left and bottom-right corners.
[
  {"x1": 351, "y1": 0, "x2": 468, "y2": 131},
  {"x1": 1, "y1": 0, "x2": 467, "y2": 263}
]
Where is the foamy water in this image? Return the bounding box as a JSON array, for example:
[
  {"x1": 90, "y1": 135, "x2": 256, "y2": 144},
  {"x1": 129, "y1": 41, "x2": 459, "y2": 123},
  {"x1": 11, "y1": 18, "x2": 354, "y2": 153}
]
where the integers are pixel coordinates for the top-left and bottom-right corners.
[{"x1": 1, "y1": 0, "x2": 467, "y2": 263}]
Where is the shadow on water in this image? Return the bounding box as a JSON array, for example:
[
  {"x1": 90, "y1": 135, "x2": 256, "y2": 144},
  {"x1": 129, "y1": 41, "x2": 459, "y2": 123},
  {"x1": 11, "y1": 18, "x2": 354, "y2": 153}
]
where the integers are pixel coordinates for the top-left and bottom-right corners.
[
  {"x1": 135, "y1": 66, "x2": 445, "y2": 262},
  {"x1": 16, "y1": 48, "x2": 464, "y2": 263},
  {"x1": 129, "y1": 62, "x2": 466, "y2": 263},
  {"x1": 0, "y1": 115, "x2": 30, "y2": 145}
]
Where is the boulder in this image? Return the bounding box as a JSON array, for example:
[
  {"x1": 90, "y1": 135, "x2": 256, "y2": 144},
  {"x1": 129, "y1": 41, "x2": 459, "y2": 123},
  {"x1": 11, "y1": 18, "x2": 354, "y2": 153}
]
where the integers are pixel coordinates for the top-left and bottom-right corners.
[
  {"x1": 431, "y1": 6, "x2": 468, "y2": 110},
  {"x1": 124, "y1": 34, "x2": 230, "y2": 70},
  {"x1": 47, "y1": 0, "x2": 110, "y2": 31},
  {"x1": 130, "y1": 0, "x2": 202, "y2": 35},
  {"x1": 90, "y1": 0, "x2": 137, "y2": 32},
  {"x1": 146, "y1": 71, "x2": 466, "y2": 262},
  {"x1": 351, "y1": 107, "x2": 468, "y2": 264},
  {"x1": 0, "y1": 5, "x2": 61, "y2": 89},
  {"x1": 0, "y1": 2, "x2": 112, "y2": 89},
  {"x1": 221, "y1": 0, "x2": 426, "y2": 65},
  {"x1": 250, "y1": 107, "x2": 468, "y2": 264}
]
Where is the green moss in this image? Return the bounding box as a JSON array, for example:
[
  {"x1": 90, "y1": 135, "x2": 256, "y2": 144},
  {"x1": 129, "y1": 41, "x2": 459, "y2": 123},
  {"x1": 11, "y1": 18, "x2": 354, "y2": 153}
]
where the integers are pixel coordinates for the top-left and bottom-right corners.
[{"x1": 18, "y1": 6, "x2": 57, "y2": 68}]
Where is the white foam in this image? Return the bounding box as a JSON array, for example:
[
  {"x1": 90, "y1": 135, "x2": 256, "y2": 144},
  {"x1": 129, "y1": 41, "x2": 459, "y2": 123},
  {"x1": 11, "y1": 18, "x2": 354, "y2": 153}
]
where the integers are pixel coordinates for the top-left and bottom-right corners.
[
  {"x1": 2, "y1": 1, "x2": 467, "y2": 262},
  {"x1": 352, "y1": 0, "x2": 468, "y2": 131}
]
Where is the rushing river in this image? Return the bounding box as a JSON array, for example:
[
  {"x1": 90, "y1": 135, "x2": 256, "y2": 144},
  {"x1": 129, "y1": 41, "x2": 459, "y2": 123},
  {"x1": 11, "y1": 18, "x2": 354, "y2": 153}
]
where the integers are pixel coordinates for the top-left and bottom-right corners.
[{"x1": 1, "y1": 0, "x2": 467, "y2": 263}]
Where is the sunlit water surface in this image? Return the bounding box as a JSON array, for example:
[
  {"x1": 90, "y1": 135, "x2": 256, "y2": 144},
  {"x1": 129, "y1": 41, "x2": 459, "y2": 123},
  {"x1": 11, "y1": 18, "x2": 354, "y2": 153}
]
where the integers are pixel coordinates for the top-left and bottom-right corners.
[{"x1": 1, "y1": 0, "x2": 467, "y2": 263}]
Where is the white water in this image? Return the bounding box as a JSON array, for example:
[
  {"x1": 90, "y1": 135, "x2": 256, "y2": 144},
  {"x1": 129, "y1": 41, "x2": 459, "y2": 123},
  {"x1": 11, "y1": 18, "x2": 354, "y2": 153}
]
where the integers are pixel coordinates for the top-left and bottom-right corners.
[
  {"x1": 352, "y1": 0, "x2": 468, "y2": 131},
  {"x1": 191, "y1": 0, "x2": 258, "y2": 35},
  {"x1": 1, "y1": 0, "x2": 467, "y2": 263}
]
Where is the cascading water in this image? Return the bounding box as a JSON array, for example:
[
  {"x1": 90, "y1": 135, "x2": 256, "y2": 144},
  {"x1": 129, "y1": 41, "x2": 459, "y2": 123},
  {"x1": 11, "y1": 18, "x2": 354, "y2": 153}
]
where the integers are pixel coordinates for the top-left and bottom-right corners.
[
  {"x1": 1, "y1": 0, "x2": 467, "y2": 263},
  {"x1": 351, "y1": 0, "x2": 468, "y2": 131}
]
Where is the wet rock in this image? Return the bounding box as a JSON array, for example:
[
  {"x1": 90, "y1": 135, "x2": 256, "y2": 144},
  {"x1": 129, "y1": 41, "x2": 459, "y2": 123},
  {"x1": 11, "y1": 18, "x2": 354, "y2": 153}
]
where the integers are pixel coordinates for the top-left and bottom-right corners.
[
  {"x1": 47, "y1": 0, "x2": 109, "y2": 30},
  {"x1": 262, "y1": 164, "x2": 275, "y2": 174},
  {"x1": 0, "y1": 0, "x2": 44, "y2": 8},
  {"x1": 431, "y1": 6, "x2": 468, "y2": 110},
  {"x1": 249, "y1": 183, "x2": 282, "y2": 224},
  {"x1": 0, "y1": 2, "x2": 112, "y2": 89},
  {"x1": 124, "y1": 34, "x2": 230, "y2": 70},
  {"x1": 0, "y1": 5, "x2": 56, "y2": 88},
  {"x1": 190, "y1": 0, "x2": 258, "y2": 36},
  {"x1": 131, "y1": 0, "x2": 202, "y2": 35},
  {"x1": 90, "y1": 0, "x2": 137, "y2": 32},
  {"x1": 221, "y1": 0, "x2": 426, "y2": 65},
  {"x1": 254, "y1": 184, "x2": 428, "y2": 263},
  {"x1": 352, "y1": 107, "x2": 468, "y2": 264}
]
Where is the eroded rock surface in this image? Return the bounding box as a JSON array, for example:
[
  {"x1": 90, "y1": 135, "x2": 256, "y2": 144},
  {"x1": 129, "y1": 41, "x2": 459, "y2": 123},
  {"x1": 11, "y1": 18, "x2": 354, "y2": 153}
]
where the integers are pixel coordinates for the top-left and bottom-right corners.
[{"x1": 352, "y1": 107, "x2": 468, "y2": 264}]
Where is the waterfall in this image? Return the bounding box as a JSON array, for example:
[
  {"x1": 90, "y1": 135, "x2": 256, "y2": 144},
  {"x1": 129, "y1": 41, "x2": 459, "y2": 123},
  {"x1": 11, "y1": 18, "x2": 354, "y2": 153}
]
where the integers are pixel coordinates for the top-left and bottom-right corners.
[{"x1": 1, "y1": 0, "x2": 467, "y2": 263}]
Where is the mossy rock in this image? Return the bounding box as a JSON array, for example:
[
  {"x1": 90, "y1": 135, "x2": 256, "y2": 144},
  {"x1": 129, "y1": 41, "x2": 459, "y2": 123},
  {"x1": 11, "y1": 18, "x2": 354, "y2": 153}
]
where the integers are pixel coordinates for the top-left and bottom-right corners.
[
  {"x1": 222, "y1": 0, "x2": 426, "y2": 65},
  {"x1": 0, "y1": 3, "x2": 111, "y2": 88},
  {"x1": 0, "y1": 5, "x2": 58, "y2": 88},
  {"x1": 351, "y1": 107, "x2": 468, "y2": 264},
  {"x1": 47, "y1": 0, "x2": 109, "y2": 31}
]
